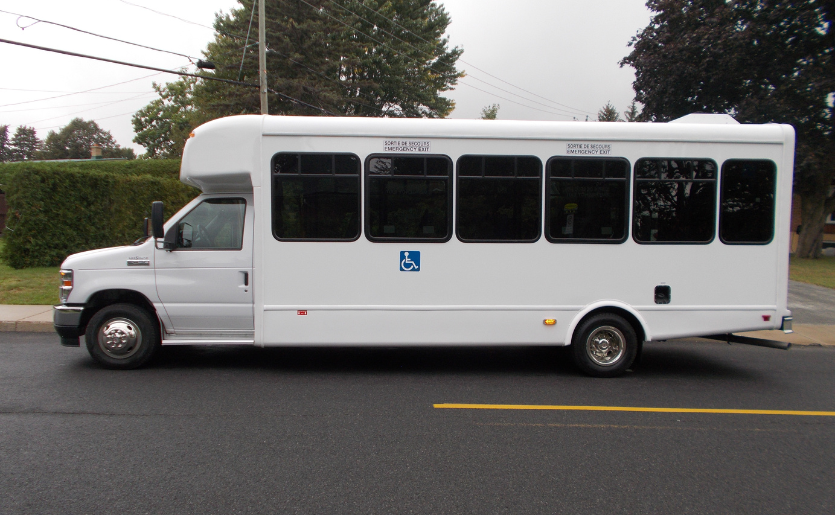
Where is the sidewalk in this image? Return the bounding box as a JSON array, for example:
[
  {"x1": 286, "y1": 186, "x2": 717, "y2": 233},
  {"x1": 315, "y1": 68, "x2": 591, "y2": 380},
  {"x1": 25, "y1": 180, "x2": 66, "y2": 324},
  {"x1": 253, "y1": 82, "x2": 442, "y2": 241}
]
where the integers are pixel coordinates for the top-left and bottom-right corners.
[
  {"x1": 0, "y1": 305, "x2": 55, "y2": 333},
  {"x1": 1, "y1": 304, "x2": 834, "y2": 346}
]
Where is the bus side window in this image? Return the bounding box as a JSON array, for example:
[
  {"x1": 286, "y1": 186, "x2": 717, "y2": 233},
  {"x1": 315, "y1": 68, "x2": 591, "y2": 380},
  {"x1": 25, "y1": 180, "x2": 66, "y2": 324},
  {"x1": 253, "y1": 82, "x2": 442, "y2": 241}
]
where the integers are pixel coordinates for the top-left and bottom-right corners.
[
  {"x1": 456, "y1": 155, "x2": 542, "y2": 242},
  {"x1": 633, "y1": 158, "x2": 717, "y2": 244},
  {"x1": 545, "y1": 157, "x2": 629, "y2": 243},
  {"x1": 719, "y1": 160, "x2": 776, "y2": 244},
  {"x1": 272, "y1": 153, "x2": 361, "y2": 241},
  {"x1": 365, "y1": 155, "x2": 452, "y2": 242}
]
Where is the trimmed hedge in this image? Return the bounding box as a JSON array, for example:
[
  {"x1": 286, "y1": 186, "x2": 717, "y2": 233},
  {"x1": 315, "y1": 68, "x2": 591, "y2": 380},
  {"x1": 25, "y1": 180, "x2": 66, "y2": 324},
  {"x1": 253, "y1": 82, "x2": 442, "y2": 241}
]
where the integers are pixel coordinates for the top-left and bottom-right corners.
[
  {"x1": 0, "y1": 158, "x2": 182, "y2": 180},
  {"x1": 0, "y1": 160, "x2": 198, "y2": 268}
]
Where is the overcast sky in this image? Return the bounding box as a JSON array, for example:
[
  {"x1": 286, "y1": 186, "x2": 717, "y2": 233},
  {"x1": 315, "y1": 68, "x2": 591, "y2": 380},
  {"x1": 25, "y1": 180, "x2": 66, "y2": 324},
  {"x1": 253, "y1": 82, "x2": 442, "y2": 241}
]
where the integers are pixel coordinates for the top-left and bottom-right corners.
[{"x1": 0, "y1": 0, "x2": 652, "y2": 155}]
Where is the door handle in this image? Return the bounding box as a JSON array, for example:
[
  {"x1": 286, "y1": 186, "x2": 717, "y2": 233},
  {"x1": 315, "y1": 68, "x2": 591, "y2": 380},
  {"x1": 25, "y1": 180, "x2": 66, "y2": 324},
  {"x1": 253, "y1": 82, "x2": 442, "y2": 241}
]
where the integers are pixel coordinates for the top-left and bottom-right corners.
[{"x1": 242, "y1": 271, "x2": 249, "y2": 286}]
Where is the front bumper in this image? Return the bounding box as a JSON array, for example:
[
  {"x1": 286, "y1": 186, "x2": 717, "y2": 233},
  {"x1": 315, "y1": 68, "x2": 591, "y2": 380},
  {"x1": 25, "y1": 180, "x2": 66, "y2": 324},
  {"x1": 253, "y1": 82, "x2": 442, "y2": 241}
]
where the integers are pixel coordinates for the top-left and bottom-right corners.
[{"x1": 53, "y1": 305, "x2": 84, "y2": 346}]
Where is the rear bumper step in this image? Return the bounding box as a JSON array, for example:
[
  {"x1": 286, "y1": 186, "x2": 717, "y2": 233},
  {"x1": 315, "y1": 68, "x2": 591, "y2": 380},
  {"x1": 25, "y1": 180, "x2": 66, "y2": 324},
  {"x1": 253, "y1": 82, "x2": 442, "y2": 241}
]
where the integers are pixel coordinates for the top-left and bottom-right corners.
[{"x1": 703, "y1": 333, "x2": 791, "y2": 350}]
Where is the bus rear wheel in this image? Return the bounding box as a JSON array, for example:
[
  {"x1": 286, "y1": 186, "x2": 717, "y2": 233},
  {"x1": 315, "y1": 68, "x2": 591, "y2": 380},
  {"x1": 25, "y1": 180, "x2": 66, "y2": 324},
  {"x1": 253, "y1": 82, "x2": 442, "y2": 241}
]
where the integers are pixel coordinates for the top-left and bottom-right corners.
[
  {"x1": 571, "y1": 314, "x2": 638, "y2": 377},
  {"x1": 85, "y1": 304, "x2": 160, "y2": 369}
]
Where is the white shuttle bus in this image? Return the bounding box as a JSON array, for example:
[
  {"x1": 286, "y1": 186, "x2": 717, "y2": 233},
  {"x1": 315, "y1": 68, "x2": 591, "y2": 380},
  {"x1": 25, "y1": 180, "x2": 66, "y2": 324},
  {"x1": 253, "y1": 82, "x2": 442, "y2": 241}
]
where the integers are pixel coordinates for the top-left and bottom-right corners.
[{"x1": 54, "y1": 114, "x2": 795, "y2": 377}]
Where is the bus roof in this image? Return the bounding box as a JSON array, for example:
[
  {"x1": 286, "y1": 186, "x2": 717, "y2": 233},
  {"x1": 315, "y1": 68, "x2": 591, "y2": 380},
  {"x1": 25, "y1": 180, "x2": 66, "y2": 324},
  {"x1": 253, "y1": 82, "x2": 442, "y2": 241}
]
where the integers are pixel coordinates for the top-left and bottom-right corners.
[{"x1": 181, "y1": 114, "x2": 794, "y2": 193}]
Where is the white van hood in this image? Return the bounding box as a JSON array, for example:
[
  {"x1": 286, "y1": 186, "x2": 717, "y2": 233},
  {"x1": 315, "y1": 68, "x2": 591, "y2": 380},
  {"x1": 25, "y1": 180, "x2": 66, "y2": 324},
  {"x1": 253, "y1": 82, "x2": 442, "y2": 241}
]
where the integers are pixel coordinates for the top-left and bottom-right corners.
[{"x1": 61, "y1": 239, "x2": 155, "y2": 271}]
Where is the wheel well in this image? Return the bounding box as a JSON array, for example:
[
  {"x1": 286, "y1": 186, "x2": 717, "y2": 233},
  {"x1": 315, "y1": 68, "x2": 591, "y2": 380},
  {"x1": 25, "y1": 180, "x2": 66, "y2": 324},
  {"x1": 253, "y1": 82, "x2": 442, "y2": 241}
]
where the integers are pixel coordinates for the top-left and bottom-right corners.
[
  {"x1": 574, "y1": 307, "x2": 646, "y2": 344},
  {"x1": 80, "y1": 290, "x2": 158, "y2": 334}
]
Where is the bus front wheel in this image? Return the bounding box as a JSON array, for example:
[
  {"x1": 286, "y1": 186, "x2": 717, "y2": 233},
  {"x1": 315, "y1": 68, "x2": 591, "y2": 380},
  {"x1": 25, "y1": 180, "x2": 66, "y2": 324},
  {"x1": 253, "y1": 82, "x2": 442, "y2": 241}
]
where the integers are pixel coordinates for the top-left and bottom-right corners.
[
  {"x1": 571, "y1": 314, "x2": 638, "y2": 378},
  {"x1": 85, "y1": 304, "x2": 160, "y2": 369}
]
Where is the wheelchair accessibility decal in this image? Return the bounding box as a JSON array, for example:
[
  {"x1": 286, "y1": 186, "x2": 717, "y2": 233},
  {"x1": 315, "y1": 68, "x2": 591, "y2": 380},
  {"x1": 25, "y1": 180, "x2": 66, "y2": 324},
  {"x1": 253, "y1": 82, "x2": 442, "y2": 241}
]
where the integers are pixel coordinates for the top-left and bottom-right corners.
[{"x1": 400, "y1": 251, "x2": 420, "y2": 272}]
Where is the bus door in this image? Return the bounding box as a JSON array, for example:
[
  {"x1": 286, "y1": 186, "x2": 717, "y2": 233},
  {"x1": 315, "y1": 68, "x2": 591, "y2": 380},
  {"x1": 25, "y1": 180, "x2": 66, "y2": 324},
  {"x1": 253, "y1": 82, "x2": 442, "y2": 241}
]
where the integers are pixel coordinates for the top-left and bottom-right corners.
[{"x1": 154, "y1": 196, "x2": 254, "y2": 336}]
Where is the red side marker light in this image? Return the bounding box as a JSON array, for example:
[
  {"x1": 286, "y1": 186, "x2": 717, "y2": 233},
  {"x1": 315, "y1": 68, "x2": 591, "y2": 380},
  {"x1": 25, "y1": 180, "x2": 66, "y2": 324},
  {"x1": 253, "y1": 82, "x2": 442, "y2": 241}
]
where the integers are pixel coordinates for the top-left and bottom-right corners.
[
  {"x1": 762, "y1": 315, "x2": 771, "y2": 322},
  {"x1": 298, "y1": 310, "x2": 307, "y2": 316}
]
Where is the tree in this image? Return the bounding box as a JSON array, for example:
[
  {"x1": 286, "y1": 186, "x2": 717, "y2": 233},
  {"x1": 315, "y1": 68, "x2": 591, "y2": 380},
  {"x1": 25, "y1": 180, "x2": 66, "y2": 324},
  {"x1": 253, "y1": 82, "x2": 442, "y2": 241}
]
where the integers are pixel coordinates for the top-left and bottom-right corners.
[
  {"x1": 132, "y1": 77, "x2": 205, "y2": 159},
  {"x1": 624, "y1": 101, "x2": 641, "y2": 122},
  {"x1": 0, "y1": 125, "x2": 9, "y2": 162},
  {"x1": 9, "y1": 126, "x2": 41, "y2": 161},
  {"x1": 620, "y1": 0, "x2": 834, "y2": 257},
  {"x1": 597, "y1": 101, "x2": 621, "y2": 122},
  {"x1": 193, "y1": 0, "x2": 463, "y2": 118},
  {"x1": 40, "y1": 118, "x2": 134, "y2": 160},
  {"x1": 480, "y1": 103, "x2": 499, "y2": 120}
]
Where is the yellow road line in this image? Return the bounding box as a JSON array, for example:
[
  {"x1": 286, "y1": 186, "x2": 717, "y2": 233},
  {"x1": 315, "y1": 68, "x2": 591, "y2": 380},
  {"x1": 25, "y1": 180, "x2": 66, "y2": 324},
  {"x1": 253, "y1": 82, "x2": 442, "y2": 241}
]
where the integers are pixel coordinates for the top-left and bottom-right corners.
[{"x1": 433, "y1": 403, "x2": 835, "y2": 417}]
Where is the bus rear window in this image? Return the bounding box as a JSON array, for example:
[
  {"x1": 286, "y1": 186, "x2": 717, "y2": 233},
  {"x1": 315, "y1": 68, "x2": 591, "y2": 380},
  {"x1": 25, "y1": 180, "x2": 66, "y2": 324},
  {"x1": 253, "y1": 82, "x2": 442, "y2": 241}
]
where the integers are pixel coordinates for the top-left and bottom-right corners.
[
  {"x1": 720, "y1": 160, "x2": 776, "y2": 244},
  {"x1": 272, "y1": 153, "x2": 361, "y2": 241}
]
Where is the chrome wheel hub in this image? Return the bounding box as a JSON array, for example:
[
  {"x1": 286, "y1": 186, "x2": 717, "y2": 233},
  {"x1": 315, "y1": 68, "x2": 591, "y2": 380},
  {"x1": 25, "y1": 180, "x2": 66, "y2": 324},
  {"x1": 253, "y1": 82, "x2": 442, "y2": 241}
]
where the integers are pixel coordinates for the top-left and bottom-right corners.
[
  {"x1": 586, "y1": 326, "x2": 625, "y2": 366},
  {"x1": 97, "y1": 318, "x2": 141, "y2": 359}
]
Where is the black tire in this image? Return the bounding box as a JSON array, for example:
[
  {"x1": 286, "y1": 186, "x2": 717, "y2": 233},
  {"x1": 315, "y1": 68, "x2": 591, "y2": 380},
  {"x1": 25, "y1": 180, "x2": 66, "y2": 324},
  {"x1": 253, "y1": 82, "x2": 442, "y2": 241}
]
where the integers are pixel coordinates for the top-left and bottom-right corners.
[
  {"x1": 571, "y1": 314, "x2": 638, "y2": 378},
  {"x1": 85, "y1": 304, "x2": 160, "y2": 369}
]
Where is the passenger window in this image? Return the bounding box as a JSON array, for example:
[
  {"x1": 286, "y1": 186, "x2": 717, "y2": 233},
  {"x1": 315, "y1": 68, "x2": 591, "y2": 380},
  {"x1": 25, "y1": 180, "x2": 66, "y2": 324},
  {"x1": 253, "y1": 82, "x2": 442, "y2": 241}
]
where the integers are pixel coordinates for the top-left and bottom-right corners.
[
  {"x1": 633, "y1": 159, "x2": 717, "y2": 243},
  {"x1": 720, "y1": 160, "x2": 776, "y2": 244},
  {"x1": 456, "y1": 155, "x2": 542, "y2": 242},
  {"x1": 365, "y1": 155, "x2": 452, "y2": 242},
  {"x1": 272, "y1": 153, "x2": 361, "y2": 240},
  {"x1": 177, "y1": 198, "x2": 246, "y2": 250},
  {"x1": 546, "y1": 158, "x2": 629, "y2": 243}
]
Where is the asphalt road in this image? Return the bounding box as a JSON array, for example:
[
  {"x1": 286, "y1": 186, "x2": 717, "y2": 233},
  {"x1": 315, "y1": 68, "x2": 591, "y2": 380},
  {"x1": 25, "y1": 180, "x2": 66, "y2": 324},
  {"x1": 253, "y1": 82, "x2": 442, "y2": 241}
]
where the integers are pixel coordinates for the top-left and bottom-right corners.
[{"x1": 1, "y1": 332, "x2": 834, "y2": 514}]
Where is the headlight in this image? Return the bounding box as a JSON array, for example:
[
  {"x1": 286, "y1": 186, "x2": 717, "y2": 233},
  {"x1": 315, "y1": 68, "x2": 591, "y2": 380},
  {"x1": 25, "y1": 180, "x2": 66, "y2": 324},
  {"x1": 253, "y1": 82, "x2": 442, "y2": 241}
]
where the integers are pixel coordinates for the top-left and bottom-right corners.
[{"x1": 59, "y1": 269, "x2": 73, "y2": 303}]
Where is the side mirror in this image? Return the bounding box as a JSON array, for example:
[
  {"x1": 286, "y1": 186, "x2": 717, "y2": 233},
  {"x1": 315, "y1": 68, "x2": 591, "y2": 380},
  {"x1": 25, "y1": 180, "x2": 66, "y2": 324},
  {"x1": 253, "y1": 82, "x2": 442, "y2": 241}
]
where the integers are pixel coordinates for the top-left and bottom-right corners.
[
  {"x1": 162, "y1": 224, "x2": 178, "y2": 250},
  {"x1": 151, "y1": 201, "x2": 165, "y2": 238}
]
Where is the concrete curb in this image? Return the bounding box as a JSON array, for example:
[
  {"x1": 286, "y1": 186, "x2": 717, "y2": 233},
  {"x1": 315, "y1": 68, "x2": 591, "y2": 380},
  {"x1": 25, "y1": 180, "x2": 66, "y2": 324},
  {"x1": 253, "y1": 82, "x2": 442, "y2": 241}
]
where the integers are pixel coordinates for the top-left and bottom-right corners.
[{"x1": 1, "y1": 304, "x2": 833, "y2": 346}]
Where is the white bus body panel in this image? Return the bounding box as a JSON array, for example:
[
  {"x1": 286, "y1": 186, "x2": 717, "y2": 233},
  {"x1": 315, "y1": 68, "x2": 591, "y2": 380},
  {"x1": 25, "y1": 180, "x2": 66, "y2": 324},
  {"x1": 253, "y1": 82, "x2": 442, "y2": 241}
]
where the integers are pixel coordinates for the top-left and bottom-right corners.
[{"x1": 175, "y1": 115, "x2": 793, "y2": 347}]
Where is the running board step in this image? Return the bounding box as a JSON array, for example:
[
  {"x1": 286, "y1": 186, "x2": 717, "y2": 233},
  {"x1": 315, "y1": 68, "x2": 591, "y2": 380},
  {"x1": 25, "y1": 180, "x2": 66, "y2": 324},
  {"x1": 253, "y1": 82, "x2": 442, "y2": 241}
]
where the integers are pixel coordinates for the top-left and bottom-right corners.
[{"x1": 161, "y1": 339, "x2": 254, "y2": 346}]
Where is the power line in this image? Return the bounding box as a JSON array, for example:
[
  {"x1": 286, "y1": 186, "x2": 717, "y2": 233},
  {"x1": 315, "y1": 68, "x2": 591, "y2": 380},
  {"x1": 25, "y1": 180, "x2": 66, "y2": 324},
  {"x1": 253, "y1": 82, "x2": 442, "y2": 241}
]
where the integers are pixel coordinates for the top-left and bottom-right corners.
[
  {"x1": 324, "y1": 0, "x2": 585, "y2": 116},
  {"x1": 238, "y1": 0, "x2": 258, "y2": 82},
  {"x1": 0, "y1": 38, "x2": 336, "y2": 117},
  {"x1": 0, "y1": 72, "x2": 165, "y2": 108},
  {"x1": 456, "y1": 82, "x2": 577, "y2": 119},
  {"x1": 331, "y1": 0, "x2": 594, "y2": 116},
  {"x1": 117, "y1": 0, "x2": 248, "y2": 42},
  {"x1": 326, "y1": 0, "x2": 582, "y2": 117},
  {"x1": 118, "y1": 0, "x2": 579, "y2": 117},
  {"x1": 1, "y1": 38, "x2": 256, "y2": 87},
  {"x1": 293, "y1": 0, "x2": 575, "y2": 119},
  {"x1": 34, "y1": 109, "x2": 141, "y2": 131},
  {"x1": 117, "y1": 0, "x2": 217, "y2": 32},
  {"x1": 265, "y1": 49, "x2": 383, "y2": 114},
  {"x1": 267, "y1": 87, "x2": 337, "y2": 116},
  {"x1": 0, "y1": 8, "x2": 198, "y2": 60},
  {"x1": 0, "y1": 87, "x2": 152, "y2": 94},
  {"x1": 111, "y1": 0, "x2": 377, "y2": 113},
  {"x1": 0, "y1": 94, "x2": 157, "y2": 113},
  {"x1": 26, "y1": 92, "x2": 156, "y2": 125}
]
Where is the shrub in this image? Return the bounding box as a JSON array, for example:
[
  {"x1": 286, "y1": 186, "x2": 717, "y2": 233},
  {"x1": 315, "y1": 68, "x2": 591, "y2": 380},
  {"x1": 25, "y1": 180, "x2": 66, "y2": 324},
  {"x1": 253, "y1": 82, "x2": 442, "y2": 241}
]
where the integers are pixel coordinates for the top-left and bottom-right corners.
[
  {"x1": 0, "y1": 158, "x2": 181, "y2": 179},
  {"x1": 0, "y1": 160, "x2": 198, "y2": 268}
]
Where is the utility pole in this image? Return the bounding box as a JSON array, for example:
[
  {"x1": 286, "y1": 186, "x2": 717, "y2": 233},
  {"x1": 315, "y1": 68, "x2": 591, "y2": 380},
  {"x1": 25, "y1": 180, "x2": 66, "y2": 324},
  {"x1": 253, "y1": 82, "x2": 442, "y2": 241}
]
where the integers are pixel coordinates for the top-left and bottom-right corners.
[{"x1": 258, "y1": 0, "x2": 268, "y2": 114}]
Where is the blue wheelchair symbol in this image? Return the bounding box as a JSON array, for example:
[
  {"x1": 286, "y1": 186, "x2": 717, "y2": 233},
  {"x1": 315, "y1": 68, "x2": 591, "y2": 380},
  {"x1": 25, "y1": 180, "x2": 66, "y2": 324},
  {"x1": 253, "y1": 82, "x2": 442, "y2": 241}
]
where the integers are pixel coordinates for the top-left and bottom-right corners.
[{"x1": 400, "y1": 251, "x2": 420, "y2": 272}]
